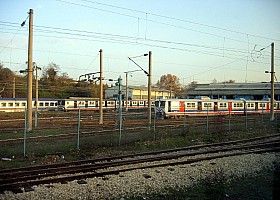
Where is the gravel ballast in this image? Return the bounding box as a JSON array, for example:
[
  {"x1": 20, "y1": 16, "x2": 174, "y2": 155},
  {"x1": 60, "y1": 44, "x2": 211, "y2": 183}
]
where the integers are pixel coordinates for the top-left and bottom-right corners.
[{"x1": 0, "y1": 152, "x2": 279, "y2": 200}]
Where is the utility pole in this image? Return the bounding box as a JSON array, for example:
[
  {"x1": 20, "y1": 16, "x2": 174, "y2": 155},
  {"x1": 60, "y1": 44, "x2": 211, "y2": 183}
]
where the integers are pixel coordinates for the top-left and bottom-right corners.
[
  {"x1": 27, "y1": 9, "x2": 33, "y2": 132},
  {"x1": 99, "y1": 49, "x2": 103, "y2": 125},
  {"x1": 125, "y1": 72, "x2": 128, "y2": 111},
  {"x1": 13, "y1": 76, "x2": 15, "y2": 98},
  {"x1": 148, "y1": 51, "x2": 152, "y2": 129},
  {"x1": 35, "y1": 63, "x2": 41, "y2": 128},
  {"x1": 270, "y1": 42, "x2": 275, "y2": 121},
  {"x1": 118, "y1": 76, "x2": 122, "y2": 146}
]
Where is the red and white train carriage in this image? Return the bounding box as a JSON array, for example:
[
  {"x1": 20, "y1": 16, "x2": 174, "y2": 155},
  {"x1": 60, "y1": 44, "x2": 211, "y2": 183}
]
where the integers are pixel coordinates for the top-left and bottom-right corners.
[{"x1": 154, "y1": 98, "x2": 280, "y2": 118}]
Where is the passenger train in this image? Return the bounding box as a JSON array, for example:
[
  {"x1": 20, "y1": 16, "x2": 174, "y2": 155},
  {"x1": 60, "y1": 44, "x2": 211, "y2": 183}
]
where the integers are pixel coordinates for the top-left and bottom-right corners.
[
  {"x1": 1, "y1": 97, "x2": 279, "y2": 117},
  {"x1": 57, "y1": 98, "x2": 149, "y2": 111},
  {"x1": 0, "y1": 97, "x2": 150, "y2": 112},
  {"x1": 0, "y1": 98, "x2": 58, "y2": 112},
  {"x1": 154, "y1": 97, "x2": 280, "y2": 118}
]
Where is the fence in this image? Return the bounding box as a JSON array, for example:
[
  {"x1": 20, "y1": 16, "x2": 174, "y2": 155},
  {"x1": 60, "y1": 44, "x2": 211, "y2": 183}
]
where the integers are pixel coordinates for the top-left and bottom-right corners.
[{"x1": 0, "y1": 109, "x2": 279, "y2": 158}]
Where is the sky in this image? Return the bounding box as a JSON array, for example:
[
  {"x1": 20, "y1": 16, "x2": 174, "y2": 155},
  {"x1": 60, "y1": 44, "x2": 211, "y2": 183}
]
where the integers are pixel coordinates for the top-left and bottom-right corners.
[{"x1": 0, "y1": 0, "x2": 280, "y2": 87}]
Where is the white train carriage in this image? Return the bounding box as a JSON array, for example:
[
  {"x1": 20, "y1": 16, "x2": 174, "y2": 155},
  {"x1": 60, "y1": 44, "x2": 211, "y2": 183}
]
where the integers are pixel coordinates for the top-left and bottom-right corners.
[
  {"x1": 37, "y1": 99, "x2": 58, "y2": 111},
  {"x1": 59, "y1": 98, "x2": 99, "y2": 111},
  {"x1": 0, "y1": 98, "x2": 57, "y2": 112},
  {"x1": 0, "y1": 98, "x2": 27, "y2": 112}
]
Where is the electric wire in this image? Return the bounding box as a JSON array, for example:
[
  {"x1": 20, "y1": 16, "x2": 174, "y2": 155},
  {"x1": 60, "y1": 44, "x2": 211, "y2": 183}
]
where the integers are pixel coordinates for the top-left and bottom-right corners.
[
  {"x1": 1, "y1": 21, "x2": 279, "y2": 60},
  {"x1": 79, "y1": 0, "x2": 280, "y2": 42},
  {"x1": 55, "y1": 0, "x2": 280, "y2": 44}
]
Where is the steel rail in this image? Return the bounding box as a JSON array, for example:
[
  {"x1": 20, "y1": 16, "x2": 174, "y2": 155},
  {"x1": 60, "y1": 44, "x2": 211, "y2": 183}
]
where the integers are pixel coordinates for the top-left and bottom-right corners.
[{"x1": 0, "y1": 135, "x2": 279, "y2": 192}]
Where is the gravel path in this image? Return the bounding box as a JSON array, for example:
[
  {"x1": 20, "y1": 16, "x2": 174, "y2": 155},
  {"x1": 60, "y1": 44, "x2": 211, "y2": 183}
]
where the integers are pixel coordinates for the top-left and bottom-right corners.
[{"x1": 1, "y1": 152, "x2": 279, "y2": 200}]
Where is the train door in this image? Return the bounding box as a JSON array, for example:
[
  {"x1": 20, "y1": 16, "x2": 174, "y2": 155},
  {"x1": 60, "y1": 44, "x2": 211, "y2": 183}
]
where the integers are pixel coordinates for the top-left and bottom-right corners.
[
  {"x1": 179, "y1": 101, "x2": 185, "y2": 112},
  {"x1": 214, "y1": 102, "x2": 218, "y2": 112},
  {"x1": 266, "y1": 102, "x2": 270, "y2": 111},
  {"x1": 74, "y1": 101, "x2": 77, "y2": 108},
  {"x1": 85, "y1": 101, "x2": 88, "y2": 108},
  {"x1": 96, "y1": 101, "x2": 99, "y2": 108},
  {"x1": 168, "y1": 101, "x2": 171, "y2": 112},
  {"x1": 228, "y1": 102, "x2": 232, "y2": 113},
  {"x1": 255, "y1": 102, "x2": 258, "y2": 111},
  {"x1": 198, "y1": 102, "x2": 202, "y2": 112}
]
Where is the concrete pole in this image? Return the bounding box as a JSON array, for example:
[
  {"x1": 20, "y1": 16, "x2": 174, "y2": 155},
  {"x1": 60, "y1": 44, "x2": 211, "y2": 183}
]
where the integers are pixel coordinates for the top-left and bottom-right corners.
[
  {"x1": 118, "y1": 76, "x2": 122, "y2": 146},
  {"x1": 13, "y1": 76, "x2": 15, "y2": 98},
  {"x1": 148, "y1": 51, "x2": 152, "y2": 129},
  {"x1": 27, "y1": 9, "x2": 33, "y2": 132},
  {"x1": 125, "y1": 72, "x2": 128, "y2": 111},
  {"x1": 99, "y1": 49, "x2": 103, "y2": 125},
  {"x1": 270, "y1": 43, "x2": 275, "y2": 121},
  {"x1": 35, "y1": 63, "x2": 39, "y2": 128},
  {"x1": 35, "y1": 64, "x2": 39, "y2": 112}
]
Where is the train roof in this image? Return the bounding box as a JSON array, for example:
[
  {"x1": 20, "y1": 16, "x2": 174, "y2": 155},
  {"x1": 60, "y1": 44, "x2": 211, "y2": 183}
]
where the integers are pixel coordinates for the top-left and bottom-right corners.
[
  {"x1": 0, "y1": 98, "x2": 57, "y2": 101},
  {"x1": 155, "y1": 98, "x2": 274, "y2": 102}
]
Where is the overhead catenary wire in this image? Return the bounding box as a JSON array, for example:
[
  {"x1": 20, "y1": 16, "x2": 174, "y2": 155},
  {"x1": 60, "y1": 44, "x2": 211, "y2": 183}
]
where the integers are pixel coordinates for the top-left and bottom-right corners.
[
  {"x1": 78, "y1": 0, "x2": 280, "y2": 43},
  {"x1": 55, "y1": 0, "x2": 280, "y2": 44},
  {"x1": 2, "y1": 21, "x2": 279, "y2": 61},
  {"x1": 0, "y1": 0, "x2": 278, "y2": 85}
]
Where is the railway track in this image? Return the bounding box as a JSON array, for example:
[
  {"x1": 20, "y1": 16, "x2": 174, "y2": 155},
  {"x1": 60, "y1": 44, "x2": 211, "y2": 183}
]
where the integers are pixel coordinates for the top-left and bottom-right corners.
[
  {"x1": 0, "y1": 116, "x2": 276, "y2": 144},
  {"x1": 1, "y1": 134, "x2": 279, "y2": 193},
  {"x1": 0, "y1": 112, "x2": 270, "y2": 135}
]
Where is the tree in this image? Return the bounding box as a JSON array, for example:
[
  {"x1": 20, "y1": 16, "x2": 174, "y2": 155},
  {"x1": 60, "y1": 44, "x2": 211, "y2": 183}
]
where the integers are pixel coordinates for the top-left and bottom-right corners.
[
  {"x1": 222, "y1": 80, "x2": 235, "y2": 83},
  {"x1": 0, "y1": 63, "x2": 14, "y2": 98},
  {"x1": 41, "y1": 62, "x2": 60, "y2": 85},
  {"x1": 156, "y1": 74, "x2": 181, "y2": 95}
]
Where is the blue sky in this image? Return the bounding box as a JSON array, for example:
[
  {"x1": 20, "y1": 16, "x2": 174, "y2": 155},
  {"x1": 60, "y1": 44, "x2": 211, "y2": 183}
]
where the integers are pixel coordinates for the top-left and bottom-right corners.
[{"x1": 0, "y1": 0, "x2": 279, "y2": 86}]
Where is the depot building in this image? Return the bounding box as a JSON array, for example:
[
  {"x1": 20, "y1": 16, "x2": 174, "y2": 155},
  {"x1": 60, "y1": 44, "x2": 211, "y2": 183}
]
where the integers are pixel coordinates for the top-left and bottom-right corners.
[
  {"x1": 185, "y1": 82, "x2": 280, "y2": 100},
  {"x1": 105, "y1": 85, "x2": 175, "y2": 100}
]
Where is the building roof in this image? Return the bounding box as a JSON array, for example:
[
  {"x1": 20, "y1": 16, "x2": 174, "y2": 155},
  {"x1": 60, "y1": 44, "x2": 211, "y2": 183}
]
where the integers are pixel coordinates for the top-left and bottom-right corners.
[
  {"x1": 106, "y1": 85, "x2": 170, "y2": 92},
  {"x1": 187, "y1": 82, "x2": 280, "y2": 96}
]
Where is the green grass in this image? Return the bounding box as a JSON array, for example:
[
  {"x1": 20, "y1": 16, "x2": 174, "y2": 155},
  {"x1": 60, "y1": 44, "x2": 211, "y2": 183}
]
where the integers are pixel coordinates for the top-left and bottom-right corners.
[{"x1": 0, "y1": 118, "x2": 278, "y2": 169}]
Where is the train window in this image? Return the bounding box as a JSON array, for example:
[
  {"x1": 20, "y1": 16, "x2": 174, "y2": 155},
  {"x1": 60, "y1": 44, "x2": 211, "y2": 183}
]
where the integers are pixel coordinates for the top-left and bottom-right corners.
[
  {"x1": 247, "y1": 103, "x2": 254, "y2": 108},
  {"x1": 1, "y1": 103, "x2": 7, "y2": 107},
  {"x1": 155, "y1": 101, "x2": 160, "y2": 107},
  {"x1": 187, "y1": 103, "x2": 195, "y2": 108},
  {"x1": 219, "y1": 103, "x2": 227, "y2": 107},
  {"x1": 39, "y1": 102, "x2": 44, "y2": 106},
  {"x1": 8, "y1": 103, "x2": 13, "y2": 107},
  {"x1": 67, "y1": 102, "x2": 69, "y2": 105},
  {"x1": 50, "y1": 103, "x2": 54, "y2": 106},
  {"x1": 21, "y1": 102, "x2": 26, "y2": 107},
  {"x1": 45, "y1": 102, "x2": 49, "y2": 106},
  {"x1": 259, "y1": 103, "x2": 265, "y2": 108},
  {"x1": 233, "y1": 103, "x2": 243, "y2": 107},
  {"x1": 15, "y1": 102, "x2": 20, "y2": 107},
  {"x1": 203, "y1": 102, "x2": 212, "y2": 107}
]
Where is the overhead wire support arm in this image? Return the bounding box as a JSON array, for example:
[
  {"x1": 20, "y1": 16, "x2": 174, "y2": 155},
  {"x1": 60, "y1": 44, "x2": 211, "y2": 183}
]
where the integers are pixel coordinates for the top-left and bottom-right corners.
[{"x1": 128, "y1": 57, "x2": 149, "y2": 76}]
